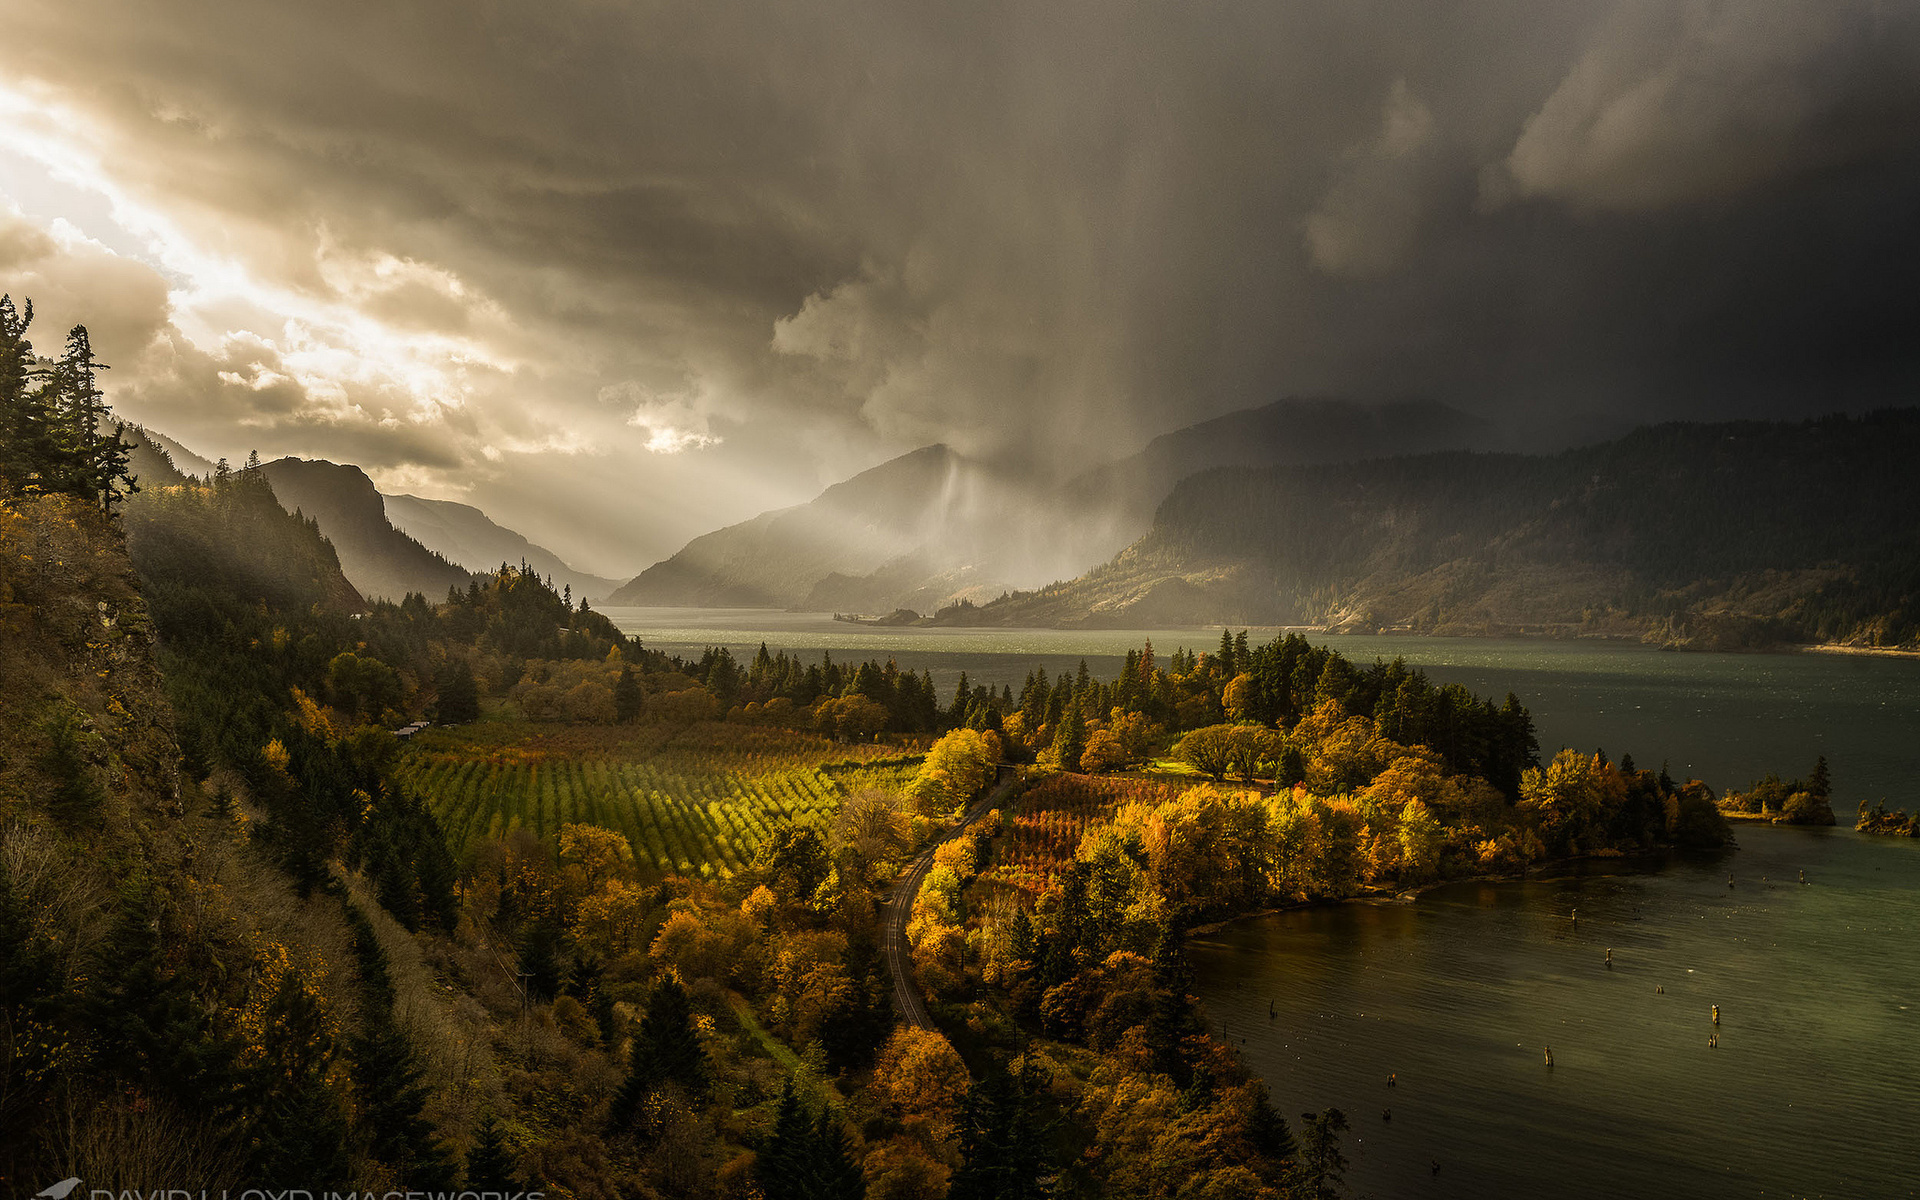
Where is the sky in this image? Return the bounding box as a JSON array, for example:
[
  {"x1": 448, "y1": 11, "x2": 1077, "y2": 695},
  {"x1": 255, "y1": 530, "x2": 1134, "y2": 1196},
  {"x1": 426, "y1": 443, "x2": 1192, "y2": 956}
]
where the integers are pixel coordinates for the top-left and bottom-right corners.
[{"x1": 2, "y1": 0, "x2": 1917, "y2": 578}]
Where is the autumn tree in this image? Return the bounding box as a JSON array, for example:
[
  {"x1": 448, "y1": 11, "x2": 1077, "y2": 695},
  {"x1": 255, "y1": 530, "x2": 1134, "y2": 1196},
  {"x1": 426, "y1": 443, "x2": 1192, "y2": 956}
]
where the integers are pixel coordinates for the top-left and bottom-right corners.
[
  {"x1": 913, "y1": 728, "x2": 1001, "y2": 814},
  {"x1": 831, "y1": 787, "x2": 910, "y2": 884},
  {"x1": 1175, "y1": 724, "x2": 1238, "y2": 781},
  {"x1": 754, "y1": 824, "x2": 834, "y2": 906}
]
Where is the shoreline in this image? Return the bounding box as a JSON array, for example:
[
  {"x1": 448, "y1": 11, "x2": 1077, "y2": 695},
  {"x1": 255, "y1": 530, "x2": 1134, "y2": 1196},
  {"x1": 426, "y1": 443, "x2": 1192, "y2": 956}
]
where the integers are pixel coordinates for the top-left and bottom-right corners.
[
  {"x1": 627, "y1": 606, "x2": 1920, "y2": 660},
  {"x1": 1797, "y1": 642, "x2": 1920, "y2": 659},
  {"x1": 1185, "y1": 819, "x2": 1878, "y2": 939},
  {"x1": 1181, "y1": 841, "x2": 1763, "y2": 938}
]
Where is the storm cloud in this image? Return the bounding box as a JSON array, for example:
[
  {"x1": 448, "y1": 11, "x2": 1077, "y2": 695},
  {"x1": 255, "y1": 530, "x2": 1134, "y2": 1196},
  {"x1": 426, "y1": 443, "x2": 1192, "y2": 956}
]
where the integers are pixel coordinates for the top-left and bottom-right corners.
[{"x1": 3, "y1": 0, "x2": 1916, "y2": 574}]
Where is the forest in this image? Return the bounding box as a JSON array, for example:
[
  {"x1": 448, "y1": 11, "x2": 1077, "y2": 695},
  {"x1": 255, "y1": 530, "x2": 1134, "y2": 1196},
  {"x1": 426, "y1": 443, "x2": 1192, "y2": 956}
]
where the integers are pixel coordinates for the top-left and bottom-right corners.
[{"x1": 2, "y1": 298, "x2": 1733, "y2": 1197}]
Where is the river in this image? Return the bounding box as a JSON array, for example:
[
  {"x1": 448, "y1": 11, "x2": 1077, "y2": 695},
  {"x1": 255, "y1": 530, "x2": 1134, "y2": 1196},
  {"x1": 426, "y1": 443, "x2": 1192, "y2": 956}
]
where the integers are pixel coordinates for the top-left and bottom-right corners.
[
  {"x1": 1189, "y1": 825, "x2": 1920, "y2": 1199},
  {"x1": 604, "y1": 608, "x2": 1920, "y2": 1197}
]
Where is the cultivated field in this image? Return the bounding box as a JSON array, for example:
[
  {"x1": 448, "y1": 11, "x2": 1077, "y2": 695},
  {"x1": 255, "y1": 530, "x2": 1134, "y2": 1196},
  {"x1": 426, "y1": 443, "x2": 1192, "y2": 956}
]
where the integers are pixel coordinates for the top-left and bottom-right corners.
[
  {"x1": 400, "y1": 721, "x2": 923, "y2": 878},
  {"x1": 976, "y1": 773, "x2": 1198, "y2": 902}
]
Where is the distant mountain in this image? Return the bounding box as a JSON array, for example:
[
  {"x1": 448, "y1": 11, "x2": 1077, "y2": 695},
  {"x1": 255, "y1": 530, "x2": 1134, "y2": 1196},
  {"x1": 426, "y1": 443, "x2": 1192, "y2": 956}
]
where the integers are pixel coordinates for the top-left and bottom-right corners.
[
  {"x1": 613, "y1": 398, "x2": 1499, "y2": 613},
  {"x1": 932, "y1": 411, "x2": 1920, "y2": 649},
  {"x1": 381, "y1": 493, "x2": 619, "y2": 602},
  {"x1": 259, "y1": 457, "x2": 480, "y2": 602},
  {"x1": 143, "y1": 427, "x2": 219, "y2": 478},
  {"x1": 1061, "y1": 397, "x2": 1493, "y2": 564},
  {"x1": 122, "y1": 424, "x2": 195, "y2": 490},
  {"x1": 610, "y1": 445, "x2": 1021, "y2": 608}
]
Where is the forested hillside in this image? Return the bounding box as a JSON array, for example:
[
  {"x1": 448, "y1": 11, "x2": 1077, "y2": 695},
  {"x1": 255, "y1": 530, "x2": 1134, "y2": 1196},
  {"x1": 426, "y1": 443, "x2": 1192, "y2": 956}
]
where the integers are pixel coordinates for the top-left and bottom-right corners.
[
  {"x1": 259, "y1": 456, "x2": 481, "y2": 602},
  {"x1": 944, "y1": 411, "x2": 1920, "y2": 648}
]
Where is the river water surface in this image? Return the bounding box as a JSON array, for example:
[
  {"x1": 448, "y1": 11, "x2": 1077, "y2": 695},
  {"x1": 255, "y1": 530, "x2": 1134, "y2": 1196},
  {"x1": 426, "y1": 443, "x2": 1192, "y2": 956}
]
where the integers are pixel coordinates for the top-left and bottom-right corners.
[
  {"x1": 1190, "y1": 825, "x2": 1920, "y2": 1199},
  {"x1": 605, "y1": 609, "x2": 1920, "y2": 1197}
]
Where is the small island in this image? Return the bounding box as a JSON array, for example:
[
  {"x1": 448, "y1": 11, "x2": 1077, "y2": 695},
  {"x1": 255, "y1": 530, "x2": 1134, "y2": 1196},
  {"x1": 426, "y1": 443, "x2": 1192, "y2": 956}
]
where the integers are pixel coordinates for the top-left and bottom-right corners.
[
  {"x1": 1718, "y1": 758, "x2": 1837, "y2": 826},
  {"x1": 1857, "y1": 800, "x2": 1920, "y2": 837}
]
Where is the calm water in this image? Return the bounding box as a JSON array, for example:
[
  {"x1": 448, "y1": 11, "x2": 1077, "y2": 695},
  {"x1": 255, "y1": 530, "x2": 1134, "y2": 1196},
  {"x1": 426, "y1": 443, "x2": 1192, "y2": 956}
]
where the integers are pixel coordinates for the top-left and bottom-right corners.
[
  {"x1": 606, "y1": 608, "x2": 1920, "y2": 1197},
  {"x1": 1189, "y1": 826, "x2": 1920, "y2": 1200}
]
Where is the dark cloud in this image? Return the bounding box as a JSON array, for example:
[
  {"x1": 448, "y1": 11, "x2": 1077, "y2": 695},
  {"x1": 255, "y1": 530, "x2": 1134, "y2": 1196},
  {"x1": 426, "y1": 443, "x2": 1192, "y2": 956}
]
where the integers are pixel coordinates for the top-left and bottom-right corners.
[{"x1": 2, "y1": 0, "x2": 1917, "y2": 575}]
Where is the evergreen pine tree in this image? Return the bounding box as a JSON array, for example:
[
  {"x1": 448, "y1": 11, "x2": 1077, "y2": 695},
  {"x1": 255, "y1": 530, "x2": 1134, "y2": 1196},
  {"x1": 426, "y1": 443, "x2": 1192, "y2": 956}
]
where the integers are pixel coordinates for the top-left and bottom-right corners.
[
  {"x1": 411, "y1": 804, "x2": 461, "y2": 928},
  {"x1": 518, "y1": 916, "x2": 569, "y2": 1000},
  {"x1": 242, "y1": 969, "x2": 351, "y2": 1183},
  {"x1": 51, "y1": 325, "x2": 133, "y2": 509},
  {"x1": 754, "y1": 1079, "x2": 868, "y2": 1200},
  {"x1": 84, "y1": 885, "x2": 239, "y2": 1119},
  {"x1": 40, "y1": 706, "x2": 104, "y2": 825},
  {"x1": 1245, "y1": 1082, "x2": 1297, "y2": 1163},
  {"x1": 1049, "y1": 698, "x2": 1086, "y2": 773},
  {"x1": 0, "y1": 869, "x2": 60, "y2": 1137},
  {"x1": 465, "y1": 1114, "x2": 520, "y2": 1191},
  {"x1": 1008, "y1": 907, "x2": 1037, "y2": 963},
  {"x1": 350, "y1": 1016, "x2": 456, "y2": 1185},
  {"x1": 949, "y1": 1061, "x2": 1055, "y2": 1200},
  {"x1": 611, "y1": 975, "x2": 709, "y2": 1127},
  {"x1": 1297, "y1": 1107, "x2": 1351, "y2": 1200},
  {"x1": 342, "y1": 903, "x2": 454, "y2": 1184},
  {"x1": 436, "y1": 659, "x2": 481, "y2": 724},
  {"x1": 0, "y1": 295, "x2": 58, "y2": 491},
  {"x1": 819, "y1": 937, "x2": 893, "y2": 1074},
  {"x1": 1810, "y1": 755, "x2": 1831, "y2": 801},
  {"x1": 753, "y1": 1079, "x2": 810, "y2": 1198},
  {"x1": 807, "y1": 1107, "x2": 867, "y2": 1199},
  {"x1": 614, "y1": 664, "x2": 644, "y2": 723}
]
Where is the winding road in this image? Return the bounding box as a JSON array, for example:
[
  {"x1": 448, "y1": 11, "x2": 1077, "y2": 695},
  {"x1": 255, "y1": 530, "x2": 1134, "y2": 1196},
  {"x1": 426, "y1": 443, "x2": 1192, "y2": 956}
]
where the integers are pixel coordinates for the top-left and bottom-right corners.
[{"x1": 884, "y1": 767, "x2": 1021, "y2": 1030}]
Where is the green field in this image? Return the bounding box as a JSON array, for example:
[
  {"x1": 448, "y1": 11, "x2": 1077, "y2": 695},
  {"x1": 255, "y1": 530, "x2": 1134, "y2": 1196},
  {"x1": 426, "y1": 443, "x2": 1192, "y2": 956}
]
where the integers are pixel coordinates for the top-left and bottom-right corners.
[{"x1": 399, "y1": 721, "x2": 922, "y2": 879}]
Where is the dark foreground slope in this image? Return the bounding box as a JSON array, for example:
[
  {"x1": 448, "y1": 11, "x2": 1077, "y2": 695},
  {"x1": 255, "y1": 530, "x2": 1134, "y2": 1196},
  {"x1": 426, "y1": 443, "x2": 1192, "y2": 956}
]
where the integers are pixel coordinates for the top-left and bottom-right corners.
[
  {"x1": 947, "y1": 411, "x2": 1920, "y2": 648},
  {"x1": 259, "y1": 457, "x2": 479, "y2": 602}
]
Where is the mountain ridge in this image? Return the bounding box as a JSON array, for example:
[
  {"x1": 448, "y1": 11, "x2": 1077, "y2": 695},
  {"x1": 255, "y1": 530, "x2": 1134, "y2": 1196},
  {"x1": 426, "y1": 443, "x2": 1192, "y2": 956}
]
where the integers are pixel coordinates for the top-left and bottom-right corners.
[
  {"x1": 258, "y1": 457, "x2": 481, "y2": 603},
  {"x1": 608, "y1": 397, "x2": 1496, "y2": 612},
  {"x1": 382, "y1": 492, "x2": 619, "y2": 602},
  {"x1": 915, "y1": 410, "x2": 1920, "y2": 648}
]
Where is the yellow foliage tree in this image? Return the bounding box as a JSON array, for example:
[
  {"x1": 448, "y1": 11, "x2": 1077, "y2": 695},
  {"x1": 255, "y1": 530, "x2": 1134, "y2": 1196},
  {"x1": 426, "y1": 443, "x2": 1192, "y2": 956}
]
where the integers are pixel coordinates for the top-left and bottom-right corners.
[
  {"x1": 871, "y1": 1027, "x2": 969, "y2": 1147},
  {"x1": 912, "y1": 728, "x2": 1001, "y2": 814},
  {"x1": 573, "y1": 878, "x2": 649, "y2": 960}
]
